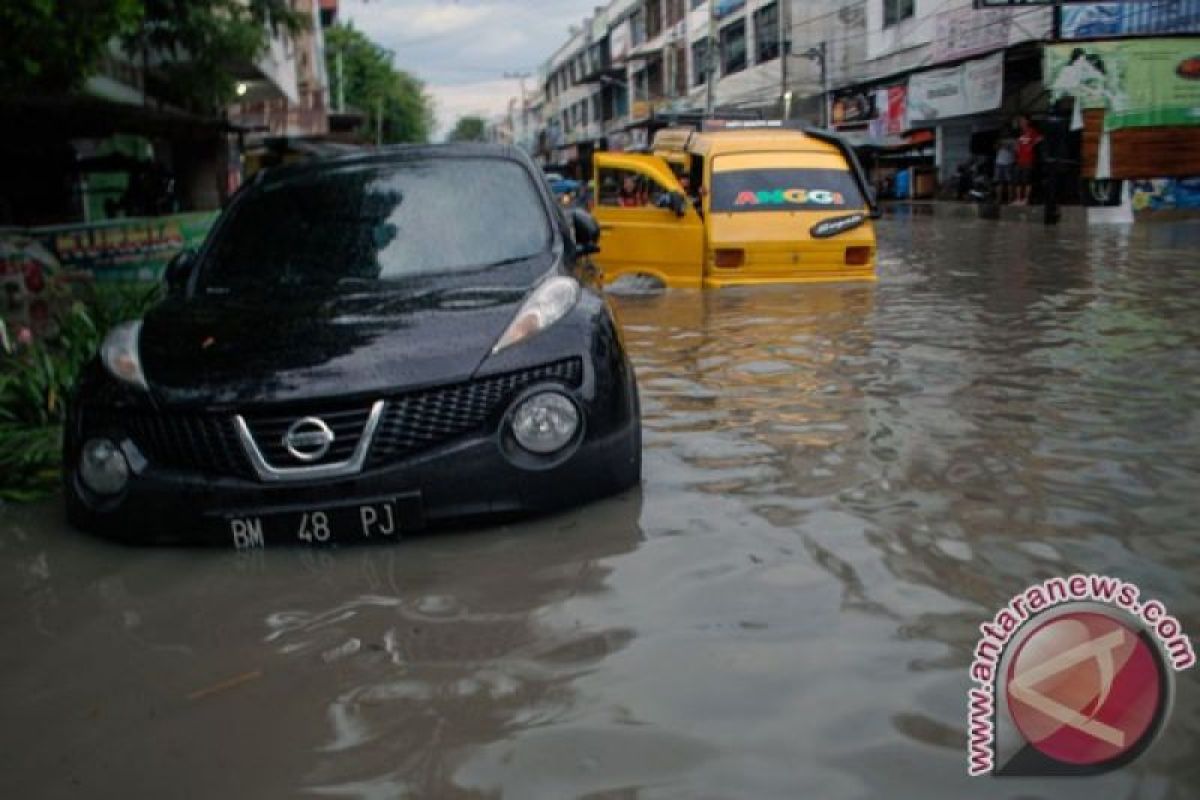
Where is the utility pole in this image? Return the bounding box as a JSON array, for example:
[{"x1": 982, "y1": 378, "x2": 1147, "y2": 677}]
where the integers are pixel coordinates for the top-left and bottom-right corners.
[
  {"x1": 376, "y1": 95, "x2": 383, "y2": 146},
  {"x1": 779, "y1": 0, "x2": 789, "y2": 118},
  {"x1": 1044, "y1": 0, "x2": 1064, "y2": 225},
  {"x1": 705, "y1": 0, "x2": 716, "y2": 114},
  {"x1": 504, "y1": 71, "x2": 531, "y2": 146},
  {"x1": 336, "y1": 50, "x2": 345, "y2": 113},
  {"x1": 805, "y1": 42, "x2": 828, "y2": 128}
]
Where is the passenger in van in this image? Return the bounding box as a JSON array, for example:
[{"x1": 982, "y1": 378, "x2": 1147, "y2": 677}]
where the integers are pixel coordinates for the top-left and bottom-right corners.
[{"x1": 618, "y1": 175, "x2": 645, "y2": 207}]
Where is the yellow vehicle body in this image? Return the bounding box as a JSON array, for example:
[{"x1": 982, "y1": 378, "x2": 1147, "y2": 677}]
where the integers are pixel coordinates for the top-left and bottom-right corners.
[{"x1": 591, "y1": 128, "x2": 878, "y2": 288}]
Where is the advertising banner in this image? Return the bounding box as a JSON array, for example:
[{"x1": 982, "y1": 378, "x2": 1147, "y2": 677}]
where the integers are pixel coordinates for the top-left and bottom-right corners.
[
  {"x1": 832, "y1": 90, "x2": 877, "y2": 126},
  {"x1": 934, "y1": 8, "x2": 1013, "y2": 62},
  {"x1": 1131, "y1": 177, "x2": 1200, "y2": 210},
  {"x1": 21, "y1": 211, "x2": 218, "y2": 282},
  {"x1": 907, "y1": 53, "x2": 1004, "y2": 123},
  {"x1": 887, "y1": 85, "x2": 908, "y2": 134},
  {"x1": 1060, "y1": 1, "x2": 1200, "y2": 40},
  {"x1": 1045, "y1": 38, "x2": 1200, "y2": 130}
]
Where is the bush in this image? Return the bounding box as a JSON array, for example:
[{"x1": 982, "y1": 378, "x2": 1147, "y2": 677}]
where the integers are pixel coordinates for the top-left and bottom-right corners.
[{"x1": 0, "y1": 283, "x2": 161, "y2": 502}]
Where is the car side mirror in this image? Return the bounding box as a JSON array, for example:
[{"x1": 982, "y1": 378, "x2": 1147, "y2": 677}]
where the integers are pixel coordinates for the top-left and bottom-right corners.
[
  {"x1": 164, "y1": 249, "x2": 195, "y2": 294},
  {"x1": 656, "y1": 191, "x2": 687, "y2": 217},
  {"x1": 571, "y1": 208, "x2": 601, "y2": 256},
  {"x1": 866, "y1": 188, "x2": 882, "y2": 218}
]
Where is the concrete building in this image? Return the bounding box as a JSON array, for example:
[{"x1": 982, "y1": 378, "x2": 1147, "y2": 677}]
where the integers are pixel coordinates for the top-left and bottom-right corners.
[
  {"x1": 519, "y1": 0, "x2": 1200, "y2": 205},
  {"x1": 227, "y1": 0, "x2": 336, "y2": 137}
]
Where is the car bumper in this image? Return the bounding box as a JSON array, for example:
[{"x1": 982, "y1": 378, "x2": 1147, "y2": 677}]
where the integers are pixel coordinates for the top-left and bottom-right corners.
[
  {"x1": 66, "y1": 336, "x2": 641, "y2": 545},
  {"x1": 67, "y1": 422, "x2": 639, "y2": 545}
]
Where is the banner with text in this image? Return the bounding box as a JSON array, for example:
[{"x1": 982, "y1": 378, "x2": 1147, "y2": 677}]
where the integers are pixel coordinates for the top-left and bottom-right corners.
[
  {"x1": 1060, "y1": 1, "x2": 1200, "y2": 40},
  {"x1": 906, "y1": 53, "x2": 1004, "y2": 124},
  {"x1": 934, "y1": 8, "x2": 1013, "y2": 62},
  {"x1": 1046, "y1": 38, "x2": 1200, "y2": 130}
]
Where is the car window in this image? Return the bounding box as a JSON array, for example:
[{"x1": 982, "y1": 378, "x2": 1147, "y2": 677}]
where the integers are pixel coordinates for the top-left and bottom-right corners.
[
  {"x1": 710, "y1": 167, "x2": 865, "y2": 213},
  {"x1": 597, "y1": 167, "x2": 669, "y2": 208},
  {"x1": 198, "y1": 158, "x2": 550, "y2": 291}
]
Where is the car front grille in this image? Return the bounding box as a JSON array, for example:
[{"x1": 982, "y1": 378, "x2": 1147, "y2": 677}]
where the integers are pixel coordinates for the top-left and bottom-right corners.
[
  {"x1": 241, "y1": 406, "x2": 374, "y2": 469},
  {"x1": 84, "y1": 358, "x2": 583, "y2": 480},
  {"x1": 368, "y1": 358, "x2": 583, "y2": 466},
  {"x1": 115, "y1": 412, "x2": 255, "y2": 479}
]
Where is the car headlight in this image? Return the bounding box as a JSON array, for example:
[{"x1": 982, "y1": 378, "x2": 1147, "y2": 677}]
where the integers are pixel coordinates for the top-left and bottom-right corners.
[
  {"x1": 492, "y1": 276, "x2": 579, "y2": 353},
  {"x1": 510, "y1": 391, "x2": 580, "y2": 454},
  {"x1": 100, "y1": 320, "x2": 148, "y2": 390},
  {"x1": 79, "y1": 437, "x2": 130, "y2": 495}
]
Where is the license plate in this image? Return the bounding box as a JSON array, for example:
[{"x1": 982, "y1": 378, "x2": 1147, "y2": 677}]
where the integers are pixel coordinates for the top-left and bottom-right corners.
[{"x1": 224, "y1": 494, "x2": 422, "y2": 549}]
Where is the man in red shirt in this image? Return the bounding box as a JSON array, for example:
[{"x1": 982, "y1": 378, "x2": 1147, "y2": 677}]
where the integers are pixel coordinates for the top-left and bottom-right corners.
[{"x1": 1013, "y1": 115, "x2": 1042, "y2": 205}]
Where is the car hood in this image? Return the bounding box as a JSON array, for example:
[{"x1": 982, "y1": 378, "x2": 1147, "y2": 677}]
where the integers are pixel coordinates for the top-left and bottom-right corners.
[{"x1": 139, "y1": 286, "x2": 528, "y2": 407}]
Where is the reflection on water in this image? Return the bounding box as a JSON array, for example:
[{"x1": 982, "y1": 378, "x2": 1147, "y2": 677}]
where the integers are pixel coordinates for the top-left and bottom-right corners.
[{"x1": 2, "y1": 215, "x2": 1199, "y2": 799}]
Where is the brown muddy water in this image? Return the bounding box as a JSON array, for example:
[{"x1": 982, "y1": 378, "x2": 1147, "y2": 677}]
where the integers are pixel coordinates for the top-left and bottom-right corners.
[{"x1": 2, "y1": 213, "x2": 1199, "y2": 799}]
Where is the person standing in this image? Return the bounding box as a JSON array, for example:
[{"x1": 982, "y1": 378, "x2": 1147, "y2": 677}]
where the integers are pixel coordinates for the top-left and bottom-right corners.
[
  {"x1": 994, "y1": 134, "x2": 1015, "y2": 204},
  {"x1": 1013, "y1": 115, "x2": 1043, "y2": 206}
]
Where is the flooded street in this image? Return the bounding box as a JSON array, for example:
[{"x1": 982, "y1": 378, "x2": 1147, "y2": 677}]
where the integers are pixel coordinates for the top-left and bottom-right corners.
[{"x1": 3, "y1": 212, "x2": 1200, "y2": 798}]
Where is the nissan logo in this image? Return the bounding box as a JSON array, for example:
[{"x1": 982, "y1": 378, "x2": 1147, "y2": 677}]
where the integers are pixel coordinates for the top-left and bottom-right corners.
[{"x1": 283, "y1": 417, "x2": 335, "y2": 462}]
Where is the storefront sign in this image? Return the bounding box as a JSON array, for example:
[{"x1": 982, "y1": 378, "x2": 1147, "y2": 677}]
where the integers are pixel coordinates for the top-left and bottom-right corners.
[
  {"x1": 832, "y1": 90, "x2": 877, "y2": 126},
  {"x1": 630, "y1": 99, "x2": 661, "y2": 120},
  {"x1": 887, "y1": 85, "x2": 908, "y2": 134},
  {"x1": 16, "y1": 211, "x2": 218, "y2": 282},
  {"x1": 1132, "y1": 177, "x2": 1200, "y2": 210},
  {"x1": 906, "y1": 52, "x2": 1004, "y2": 123},
  {"x1": 1060, "y1": 1, "x2": 1200, "y2": 40},
  {"x1": 1046, "y1": 38, "x2": 1200, "y2": 130},
  {"x1": 934, "y1": 8, "x2": 1013, "y2": 62}
]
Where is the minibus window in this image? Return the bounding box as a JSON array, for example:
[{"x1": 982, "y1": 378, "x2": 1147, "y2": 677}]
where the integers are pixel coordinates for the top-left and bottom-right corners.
[{"x1": 710, "y1": 167, "x2": 865, "y2": 213}]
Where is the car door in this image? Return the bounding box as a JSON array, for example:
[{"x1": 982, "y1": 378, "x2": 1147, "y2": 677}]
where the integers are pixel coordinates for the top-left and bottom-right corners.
[{"x1": 591, "y1": 153, "x2": 704, "y2": 288}]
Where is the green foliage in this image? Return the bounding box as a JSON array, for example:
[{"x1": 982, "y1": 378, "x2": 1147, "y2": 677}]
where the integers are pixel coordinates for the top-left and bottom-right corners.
[
  {"x1": 0, "y1": 283, "x2": 161, "y2": 502},
  {"x1": 325, "y1": 23, "x2": 434, "y2": 144},
  {"x1": 0, "y1": 0, "x2": 306, "y2": 113},
  {"x1": 0, "y1": 0, "x2": 141, "y2": 95},
  {"x1": 448, "y1": 116, "x2": 488, "y2": 143},
  {"x1": 123, "y1": 0, "x2": 308, "y2": 113}
]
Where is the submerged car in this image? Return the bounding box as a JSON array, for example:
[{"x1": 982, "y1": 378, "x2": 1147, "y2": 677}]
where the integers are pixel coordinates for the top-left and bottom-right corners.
[
  {"x1": 65, "y1": 144, "x2": 641, "y2": 546},
  {"x1": 590, "y1": 120, "x2": 880, "y2": 288}
]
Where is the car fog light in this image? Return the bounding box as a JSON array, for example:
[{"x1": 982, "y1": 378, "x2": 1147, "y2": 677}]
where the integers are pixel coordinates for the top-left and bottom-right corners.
[
  {"x1": 510, "y1": 392, "x2": 580, "y2": 454},
  {"x1": 80, "y1": 438, "x2": 129, "y2": 495}
]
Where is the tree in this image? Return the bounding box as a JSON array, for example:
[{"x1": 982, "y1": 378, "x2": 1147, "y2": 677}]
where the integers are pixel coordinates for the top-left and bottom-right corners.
[
  {"x1": 123, "y1": 0, "x2": 308, "y2": 113},
  {"x1": 0, "y1": 0, "x2": 307, "y2": 113},
  {"x1": 324, "y1": 23, "x2": 434, "y2": 144},
  {"x1": 448, "y1": 116, "x2": 487, "y2": 143},
  {"x1": 0, "y1": 0, "x2": 141, "y2": 96}
]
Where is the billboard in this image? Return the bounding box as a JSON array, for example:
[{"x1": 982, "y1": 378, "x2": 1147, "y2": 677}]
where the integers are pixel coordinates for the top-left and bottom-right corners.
[
  {"x1": 1045, "y1": 38, "x2": 1200, "y2": 130},
  {"x1": 12, "y1": 211, "x2": 219, "y2": 282},
  {"x1": 1060, "y1": 1, "x2": 1200, "y2": 39},
  {"x1": 907, "y1": 53, "x2": 1004, "y2": 123},
  {"x1": 934, "y1": 8, "x2": 1014, "y2": 62}
]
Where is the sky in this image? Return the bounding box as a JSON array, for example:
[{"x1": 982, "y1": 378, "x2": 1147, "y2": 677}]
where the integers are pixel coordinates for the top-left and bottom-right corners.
[{"x1": 341, "y1": 0, "x2": 600, "y2": 140}]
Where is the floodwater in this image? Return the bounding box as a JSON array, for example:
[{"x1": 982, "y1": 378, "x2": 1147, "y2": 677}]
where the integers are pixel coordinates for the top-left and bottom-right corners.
[{"x1": 3, "y1": 212, "x2": 1200, "y2": 798}]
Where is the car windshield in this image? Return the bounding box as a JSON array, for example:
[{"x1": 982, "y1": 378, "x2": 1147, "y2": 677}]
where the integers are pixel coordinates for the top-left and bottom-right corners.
[
  {"x1": 710, "y1": 167, "x2": 865, "y2": 213},
  {"x1": 198, "y1": 157, "x2": 550, "y2": 292}
]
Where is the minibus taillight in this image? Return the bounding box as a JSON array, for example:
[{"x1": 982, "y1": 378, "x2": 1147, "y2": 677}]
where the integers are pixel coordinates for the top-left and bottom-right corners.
[
  {"x1": 713, "y1": 248, "x2": 744, "y2": 268},
  {"x1": 845, "y1": 246, "x2": 872, "y2": 266}
]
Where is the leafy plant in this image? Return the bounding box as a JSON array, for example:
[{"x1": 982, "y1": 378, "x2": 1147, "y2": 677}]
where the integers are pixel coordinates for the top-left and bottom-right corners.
[
  {"x1": 0, "y1": 282, "x2": 161, "y2": 502},
  {"x1": 324, "y1": 22, "x2": 434, "y2": 144}
]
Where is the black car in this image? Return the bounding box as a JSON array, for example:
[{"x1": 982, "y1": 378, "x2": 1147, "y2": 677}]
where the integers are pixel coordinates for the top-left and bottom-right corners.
[{"x1": 65, "y1": 144, "x2": 641, "y2": 546}]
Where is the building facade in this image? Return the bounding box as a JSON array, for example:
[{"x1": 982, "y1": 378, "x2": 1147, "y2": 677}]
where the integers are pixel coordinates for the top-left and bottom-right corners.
[{"x1": 518, "y1": 0, "x2": 1200, "y2": 205}]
